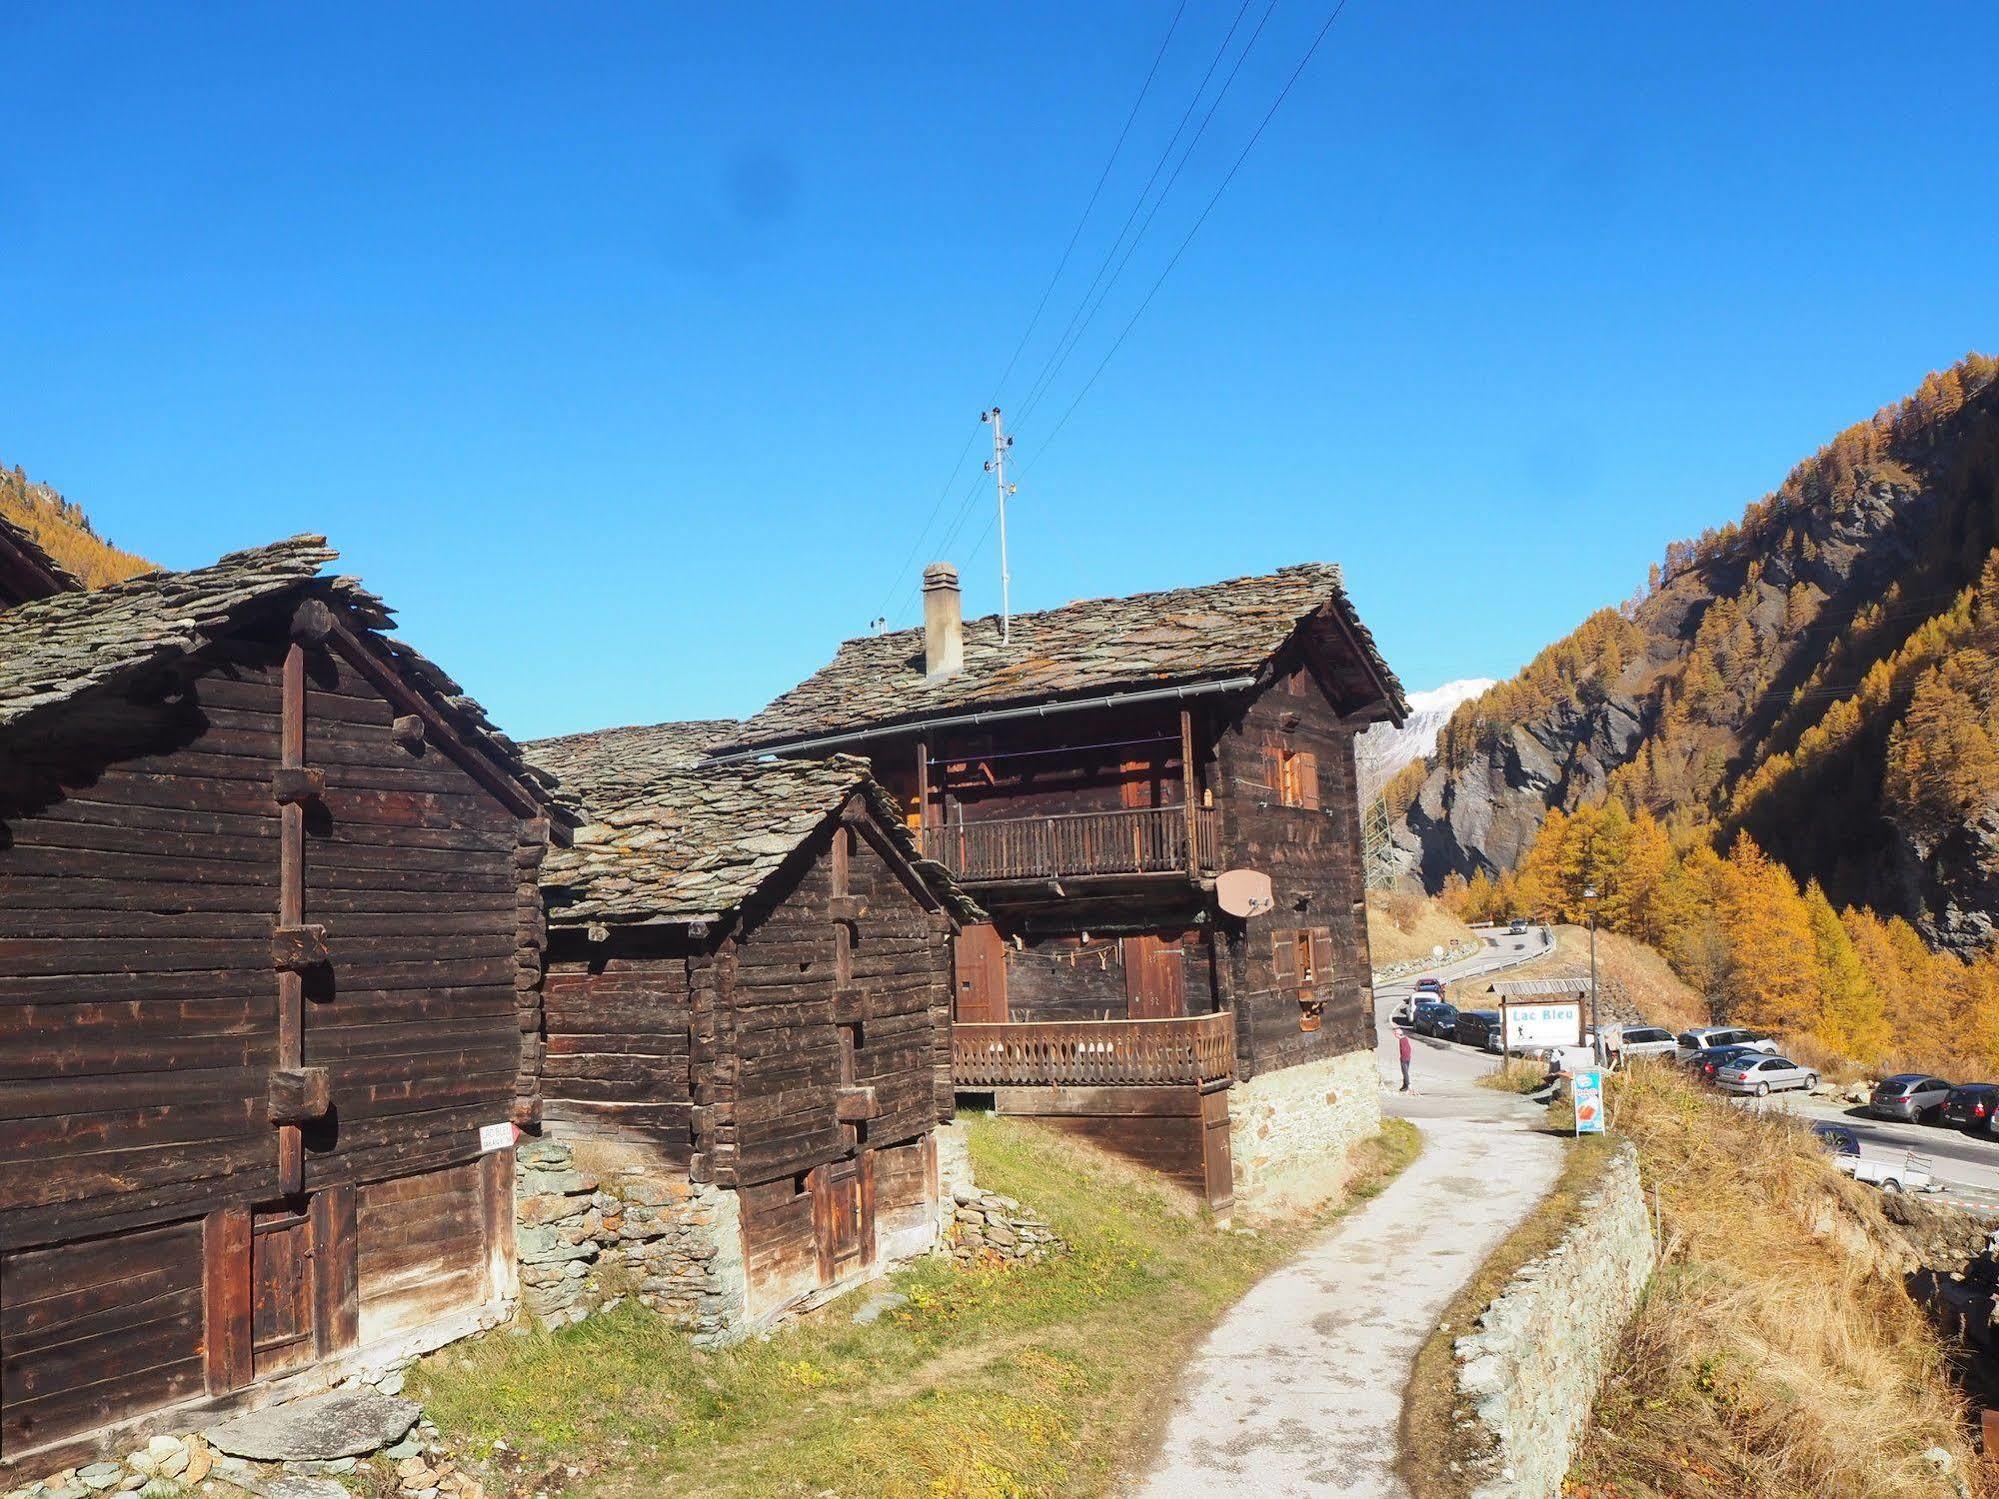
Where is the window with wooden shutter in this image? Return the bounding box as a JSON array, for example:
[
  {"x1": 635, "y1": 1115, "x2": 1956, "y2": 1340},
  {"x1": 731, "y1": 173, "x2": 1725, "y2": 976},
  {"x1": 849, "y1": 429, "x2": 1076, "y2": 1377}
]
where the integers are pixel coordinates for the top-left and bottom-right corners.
[
  {"x1": 1295, "y1": 930, "x2": 1316, "y2": 987},
  {"x1": 1271, "y1": 929, "x2": 1296, "y2": 987},
  {"x1": 1295, "y1": 752, "x2": 1320, "y2": 810},
  {"x1": 1310, "y1": 928, "x2": 1335, "y2": 982},
  {"x1": 1262, "y1": 739, "x2": 1286, "y2": 794}
]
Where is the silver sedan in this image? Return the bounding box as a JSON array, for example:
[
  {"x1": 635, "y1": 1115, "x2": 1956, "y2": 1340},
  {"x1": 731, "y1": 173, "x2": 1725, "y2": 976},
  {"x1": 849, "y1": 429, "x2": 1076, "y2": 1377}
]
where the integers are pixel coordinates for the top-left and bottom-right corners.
[{"x1": 1717, "y1": 1054, "x2": 1819, "y2": 1097}]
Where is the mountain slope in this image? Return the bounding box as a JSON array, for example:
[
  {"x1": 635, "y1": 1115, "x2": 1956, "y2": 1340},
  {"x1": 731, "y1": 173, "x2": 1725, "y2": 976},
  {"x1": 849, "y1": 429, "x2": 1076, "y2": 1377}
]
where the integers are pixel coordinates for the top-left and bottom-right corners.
[
  {"x1": 1355, "y1": 677, "x2": 1494, "y2": 799},
  {"x1": 0, "y1": 463, "x2": 153, "y2": 587},
  {"x1": 1396, "y1": 354, "x2": 1999, "y2": 954}
]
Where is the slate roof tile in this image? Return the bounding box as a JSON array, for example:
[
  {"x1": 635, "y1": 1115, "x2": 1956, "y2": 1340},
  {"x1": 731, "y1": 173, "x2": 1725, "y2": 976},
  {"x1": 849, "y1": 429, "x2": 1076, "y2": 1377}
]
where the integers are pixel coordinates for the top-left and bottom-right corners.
[
  {"x1": 528, "y1": 722, "x2": 977, "y2": 927},
  {"x1": 718, "y1": 561, "x2": 1405, "y2": 751},
  {"x1": 0, "y1": 533, "x2": 559, "y2": 813}
]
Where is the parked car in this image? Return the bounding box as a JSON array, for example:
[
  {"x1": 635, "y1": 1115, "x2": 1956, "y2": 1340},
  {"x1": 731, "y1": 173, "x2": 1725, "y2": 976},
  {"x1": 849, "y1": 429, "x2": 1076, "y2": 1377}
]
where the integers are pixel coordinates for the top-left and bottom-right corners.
[
  {"x1": 1694, "y1": 1044, "x2": 1764, "y2": 1083},
  {"x1": 1717, "y1": 1055, "x2": 1819, "y2": 1096},
  {"x1": 1412, "y1": 1001, "x2": 1458, "y2": 1038},
  {"x1": 1675, "y1": 1026, "x2": 1780, "y2": 1063},
  {"x1": 1618, "y1": 1026, "x2": 1678, "y2": 1062},
  {"x1": 1455, "y1": 1009, "x2": 1505, "y2": 1053},
  {"x1": 1941, "y1": 1084, "x2": 1999, "y2": 1131},
  {"x1": 1866, "y1": 1074, "x2": 1954, "y2": 1124}
]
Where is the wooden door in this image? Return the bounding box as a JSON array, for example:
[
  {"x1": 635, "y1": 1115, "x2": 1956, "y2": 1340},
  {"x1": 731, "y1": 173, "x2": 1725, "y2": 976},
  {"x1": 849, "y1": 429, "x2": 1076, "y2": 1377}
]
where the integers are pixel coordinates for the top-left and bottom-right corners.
[
  {"x1": 250, "y1": 1202, "x2": 317, "y2": 1380},
  {"x1": 954, "y1": 922, "x2": 1008, "y2": 1023},
  {"x1": 1122, "y1": 933, "x2": 1187, "y2": 1019},
  {"x1": 810, "y1": 1155, "x2": 875, "y2": 1285}
]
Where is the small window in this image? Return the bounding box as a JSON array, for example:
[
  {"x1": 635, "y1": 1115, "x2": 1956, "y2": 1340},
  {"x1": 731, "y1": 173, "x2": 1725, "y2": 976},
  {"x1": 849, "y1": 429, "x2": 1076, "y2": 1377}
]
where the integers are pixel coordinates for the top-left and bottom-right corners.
[
  {"x1": 1278, "y1": 749, "x2": 1320, "y2": 810},
  {"x1": 1295, "y1": 931, "x2": 1316, "y2": 986}
]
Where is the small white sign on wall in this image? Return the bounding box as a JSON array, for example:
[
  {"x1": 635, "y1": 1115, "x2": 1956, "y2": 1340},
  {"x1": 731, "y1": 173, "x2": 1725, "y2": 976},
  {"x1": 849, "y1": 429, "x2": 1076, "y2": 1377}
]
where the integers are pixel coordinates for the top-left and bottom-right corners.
[
  {"x1": 479, "y1": 1121, "x2": 517, "y2": 1153},
  {"x1": 1500, "y1": 999, "x2": 1584, "y2": 1052}
]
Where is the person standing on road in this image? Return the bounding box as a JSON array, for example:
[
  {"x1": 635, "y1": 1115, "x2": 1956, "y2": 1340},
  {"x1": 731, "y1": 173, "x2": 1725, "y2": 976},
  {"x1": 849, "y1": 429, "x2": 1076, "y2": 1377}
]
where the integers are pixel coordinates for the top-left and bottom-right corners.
[{"x1": 1398, "y1": 1026, "x2": 1413, "y2": 1092}]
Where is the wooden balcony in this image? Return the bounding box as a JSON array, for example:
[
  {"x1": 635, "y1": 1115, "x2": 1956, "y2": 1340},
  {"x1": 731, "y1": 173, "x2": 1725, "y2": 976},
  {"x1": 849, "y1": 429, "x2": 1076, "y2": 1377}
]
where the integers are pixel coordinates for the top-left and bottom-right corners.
[
  {"x1": 921, "y1": 804, "x2": 1219, "y2": 884},
  {"x1": 952, "y1": 1012, "x2": 1237, "y2": 1089}
]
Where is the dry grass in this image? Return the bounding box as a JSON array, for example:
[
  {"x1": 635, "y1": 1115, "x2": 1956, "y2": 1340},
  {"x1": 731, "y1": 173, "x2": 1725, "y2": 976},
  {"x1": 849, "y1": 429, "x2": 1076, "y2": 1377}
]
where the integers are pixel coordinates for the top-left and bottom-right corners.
[
  {"x1": 1496, "y1": 925, "x2": 1707, "y2": 1032},
  {"x1": 413, "y1": 1115, "x2": 1422, "y2": 1499},
  {"x1": 1401, "y1": 1134, "x2": 1617, "y2": 1498},
  {"x1": 1477, "y1": 1057, "x2": 1554, "y2": 1096},
  {"x1": 1567, "y1": 1064, "x2": 1978, "y2": 1498},
  {"x1": 1368, "y1": 890, "x2": 1477, "y2": 967}
]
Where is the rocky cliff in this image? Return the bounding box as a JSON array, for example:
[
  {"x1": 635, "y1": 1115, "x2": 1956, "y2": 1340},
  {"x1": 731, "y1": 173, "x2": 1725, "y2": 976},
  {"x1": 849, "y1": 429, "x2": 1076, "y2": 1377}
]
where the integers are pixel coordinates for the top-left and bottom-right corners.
[{"x1": 1395, "y1": 355, "x2": 1999, "y2": 955}]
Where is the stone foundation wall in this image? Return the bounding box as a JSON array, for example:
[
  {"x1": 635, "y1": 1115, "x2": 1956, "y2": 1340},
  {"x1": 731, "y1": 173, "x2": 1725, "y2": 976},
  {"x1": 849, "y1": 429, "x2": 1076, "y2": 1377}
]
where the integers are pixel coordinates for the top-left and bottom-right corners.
[
  {"x1": 1227, "y1": 1048, "x2": 1382, "y2": 1213},
  {"x1": 1455, "y1": 1145, "x2": 1656, "y2": 1499},
  {"x1": 515, "y1": 1136, "x2": 745, "y2": 1345},
  {"x1": 943, "y1": 1186, "x2": 1065, "y2": 1263}
]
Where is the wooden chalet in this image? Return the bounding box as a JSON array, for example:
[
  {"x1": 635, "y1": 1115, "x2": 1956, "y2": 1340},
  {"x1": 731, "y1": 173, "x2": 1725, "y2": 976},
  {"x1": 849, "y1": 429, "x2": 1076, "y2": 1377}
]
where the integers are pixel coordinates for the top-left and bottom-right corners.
[
  {"x1": 0, "y1": 538, "x2": 563, "y2": 1473},
  {"x1": 710, "y1": 562, "x2": 1407, "y2": 1210},
  {"x1": 529, "y1": 722, "x2": 975, "y2": 1328}
]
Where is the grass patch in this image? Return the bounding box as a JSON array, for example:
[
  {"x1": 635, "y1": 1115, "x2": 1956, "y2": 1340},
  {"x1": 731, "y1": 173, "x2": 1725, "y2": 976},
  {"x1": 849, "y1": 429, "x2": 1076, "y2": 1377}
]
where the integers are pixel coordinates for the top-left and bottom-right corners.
[
  {"x1": 1477, "y1": 1057, "x2": 1552, "y2": 1096},
  {"x1": 1399, "y1": 1133, "x2": 1617, "y2": 1498},
  {"x1": 1566, "y1": 1065, "x2": 1975, "y2": 1498},
  {"x1": 413, "y1": 1114, "x2": 1420, "y2": 1499}
]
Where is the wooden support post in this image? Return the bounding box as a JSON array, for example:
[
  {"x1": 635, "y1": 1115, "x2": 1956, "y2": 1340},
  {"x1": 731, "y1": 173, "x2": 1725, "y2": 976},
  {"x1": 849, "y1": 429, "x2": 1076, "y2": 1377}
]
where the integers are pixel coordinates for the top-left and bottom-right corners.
[
  {"x1": 310, "y1": 1185, "x2": 359, "y2": 1354},
  {"x1": 201, "y1": 1206, "x2": 252, "y2": 1395},
  {"x1": 915, "y1": 737, "x2": 931, "y2": 834},
  {"x1": 480, "y1": 1148, "x2": 519, "y2": 1304},
  {"x1": 277, "y1": 641, "x2": 306, "y2": 1195},
  {"x1": 1180, "y1": 706, "x2": 1199, "y2": 878}
]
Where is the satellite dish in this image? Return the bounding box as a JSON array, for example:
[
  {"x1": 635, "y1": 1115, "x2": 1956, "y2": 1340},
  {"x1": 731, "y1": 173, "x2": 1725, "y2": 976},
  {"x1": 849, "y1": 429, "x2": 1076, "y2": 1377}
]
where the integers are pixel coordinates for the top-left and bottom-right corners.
[{"x1": 1216, "y1": 869, "x2": 1274, "y2": 918}]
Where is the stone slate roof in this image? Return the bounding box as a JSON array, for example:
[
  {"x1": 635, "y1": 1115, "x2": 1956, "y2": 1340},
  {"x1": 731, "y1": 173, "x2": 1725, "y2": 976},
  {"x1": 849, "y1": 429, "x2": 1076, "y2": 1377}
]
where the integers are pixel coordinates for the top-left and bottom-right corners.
[
  {"x1": 532, "y1": 743, "x2": 977, "y2": 928},
  {"x1": 0, "y1": 534, "x2": 561, "y2": 816},
  {"x1": 0, "y1": 513, "x2": 82, "y2": 599},
  {"x1": 528, "y1": 719, "x2": 738, "y2": 813},
  {"x1": 718, "y1": 562, "x2": 1407, "y2": 752}
]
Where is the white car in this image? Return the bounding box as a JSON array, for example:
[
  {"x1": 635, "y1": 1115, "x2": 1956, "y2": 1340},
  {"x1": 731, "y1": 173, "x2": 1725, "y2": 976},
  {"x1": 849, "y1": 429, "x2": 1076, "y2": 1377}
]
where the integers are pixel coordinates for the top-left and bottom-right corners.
[
  {"x1": 1617, "y1": 1026, "x2": 1678, "y2": 1062},
  {"x1": 1717, "y1": 1054, "x2": 1819, "y2": 1096},
  {"x1": 1675, "y1": 1026, "x2": 1780, "y2": 1063}
]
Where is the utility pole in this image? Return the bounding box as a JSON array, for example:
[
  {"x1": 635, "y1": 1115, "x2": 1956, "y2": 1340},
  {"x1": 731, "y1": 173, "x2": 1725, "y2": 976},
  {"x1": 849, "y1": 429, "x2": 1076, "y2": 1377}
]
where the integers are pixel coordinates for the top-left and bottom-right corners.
[
  {"x1": 1583, "y1": 885, "x2": 1601, "y2": 1065},
  {"x1": 981, "y1": 408, "x2": 1016, "y2": 643}
]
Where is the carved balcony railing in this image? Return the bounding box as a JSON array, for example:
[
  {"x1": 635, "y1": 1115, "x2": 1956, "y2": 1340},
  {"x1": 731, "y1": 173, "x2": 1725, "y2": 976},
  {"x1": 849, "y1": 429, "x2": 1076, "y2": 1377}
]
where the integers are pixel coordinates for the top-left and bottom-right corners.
[
  {"x1": 921, "y1": 804, "x2": 1219, "y2": 883},
  {"x1": 951, "y1": 1013, "x2": 1237, "y2": 1089}
]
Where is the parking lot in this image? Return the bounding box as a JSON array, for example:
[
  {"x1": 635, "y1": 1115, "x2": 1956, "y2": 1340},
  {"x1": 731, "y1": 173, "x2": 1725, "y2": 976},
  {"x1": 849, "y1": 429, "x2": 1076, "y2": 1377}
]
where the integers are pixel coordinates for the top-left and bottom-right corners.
[{"x1": 1376, "y1": 936, "x2": 1999, "y2": 1212}]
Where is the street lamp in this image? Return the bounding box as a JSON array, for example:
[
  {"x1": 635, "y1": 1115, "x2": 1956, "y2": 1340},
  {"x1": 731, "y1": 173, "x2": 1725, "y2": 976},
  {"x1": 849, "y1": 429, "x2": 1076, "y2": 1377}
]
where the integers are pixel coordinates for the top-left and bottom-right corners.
[{"x1": 1582, "y1": 885, "x2": 1601, "y2": 1064}]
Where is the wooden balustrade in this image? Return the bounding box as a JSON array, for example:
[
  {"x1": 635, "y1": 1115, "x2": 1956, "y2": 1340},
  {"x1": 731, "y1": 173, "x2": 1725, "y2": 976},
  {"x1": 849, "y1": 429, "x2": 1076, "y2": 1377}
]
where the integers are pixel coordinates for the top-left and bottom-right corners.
[
  {"x1": 921, "y1": 804, "x2": 1218, "y2": 882},
  {"x1": 951, "y1": 1012, "x2": 1237, "y2": 1088}
]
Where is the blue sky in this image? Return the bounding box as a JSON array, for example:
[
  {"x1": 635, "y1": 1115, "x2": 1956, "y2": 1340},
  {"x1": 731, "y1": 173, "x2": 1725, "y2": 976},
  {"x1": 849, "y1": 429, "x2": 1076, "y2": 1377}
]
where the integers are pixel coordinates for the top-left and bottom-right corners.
[{"x1": 4, "y1": 2, "x2": 1996, "y2": 739}]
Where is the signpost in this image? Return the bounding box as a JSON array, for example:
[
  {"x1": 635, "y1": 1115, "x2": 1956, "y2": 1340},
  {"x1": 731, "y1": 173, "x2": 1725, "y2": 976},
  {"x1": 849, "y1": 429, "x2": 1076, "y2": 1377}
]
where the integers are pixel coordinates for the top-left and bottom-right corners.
[
  {"x1": 1499, "y1": 997, "x2": 1585, "y2": 1055},
  {"x1": 1573, "y1": 1069, "x2": 1605, "y2": 1135}
]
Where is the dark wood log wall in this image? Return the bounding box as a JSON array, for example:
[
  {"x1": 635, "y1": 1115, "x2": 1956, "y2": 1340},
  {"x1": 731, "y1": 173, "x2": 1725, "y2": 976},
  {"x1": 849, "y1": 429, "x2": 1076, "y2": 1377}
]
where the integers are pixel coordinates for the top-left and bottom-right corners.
[
  {"x1": 991, "y1": 929, "x2": 1218, "y2": 1023},
  {"x1": 0, "y1": 620, "x2": 545, "y2": 1466},
  {"x1": 1212, "y1": 661, "x2": 1372, "y2": 1077},
  {"x1": 541, "y1": 931, "x2": 698, "y2": 1154}
]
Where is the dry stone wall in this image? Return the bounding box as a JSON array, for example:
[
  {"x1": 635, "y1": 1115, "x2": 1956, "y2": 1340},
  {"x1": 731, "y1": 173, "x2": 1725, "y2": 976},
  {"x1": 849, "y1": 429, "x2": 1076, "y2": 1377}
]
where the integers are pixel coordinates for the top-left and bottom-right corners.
[
  {"x1": 1454, "y1": 1145, "x2": 1656, "y2": 1499},
  {"x1": 1228, "y1": 1048, "x2": 1381, "y2": 1212},
  {"x1": 514, "y1": 1136, "x2": 745, "y2": 1345}
]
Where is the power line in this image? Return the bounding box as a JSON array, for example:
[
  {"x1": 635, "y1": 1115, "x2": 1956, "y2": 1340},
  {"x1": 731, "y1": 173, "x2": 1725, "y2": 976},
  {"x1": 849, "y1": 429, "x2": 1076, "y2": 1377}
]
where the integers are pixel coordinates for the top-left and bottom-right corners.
[
  {"x1": 1003, "y1": 0, "x2": 1258, "y2": 437},
  {"x1": 867, "y1": 2, "x2": 1191, "y2": 630},
  {"x1": 988, "y1": 0, "x2": 1190, "y2": 403},
  {"x1": 1023, "y1": 0, "x2": 1357, "y2": 467},
  {"x1": 1013, "y1": 0, "x2": 1283, "y2": 435}
]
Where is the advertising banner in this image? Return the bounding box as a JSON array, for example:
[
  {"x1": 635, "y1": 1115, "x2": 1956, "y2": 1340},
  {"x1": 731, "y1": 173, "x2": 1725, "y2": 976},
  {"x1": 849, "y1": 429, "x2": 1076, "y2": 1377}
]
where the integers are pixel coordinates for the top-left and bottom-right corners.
[{"x1": 1574, "y1": 1069, "x2": 1605, "y2": 1135}]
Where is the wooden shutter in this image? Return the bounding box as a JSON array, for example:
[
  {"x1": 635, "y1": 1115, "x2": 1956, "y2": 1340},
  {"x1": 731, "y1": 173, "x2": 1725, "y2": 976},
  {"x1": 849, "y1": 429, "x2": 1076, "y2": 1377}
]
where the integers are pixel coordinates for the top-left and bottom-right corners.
[
  {"x1": 1311, "y1": 928, "x2": 1335, "y2": 982},
  {"x1": 1296, "y1": 752, "x2": 1320, "y2": 810},
  {"x1": 1271, "y1": 929, "x2": 1297, "y2": 987},
  {"x1": 1262, "y1": 739, "x2": 1286, "y2": 794}
]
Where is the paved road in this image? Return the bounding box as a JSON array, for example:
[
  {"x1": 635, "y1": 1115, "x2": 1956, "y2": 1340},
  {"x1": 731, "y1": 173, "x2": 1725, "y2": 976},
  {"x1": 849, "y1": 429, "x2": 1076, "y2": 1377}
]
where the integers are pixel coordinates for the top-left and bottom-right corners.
[{"x1": 1136, "y1": 931, "x2": 1563, "y2": 1498}]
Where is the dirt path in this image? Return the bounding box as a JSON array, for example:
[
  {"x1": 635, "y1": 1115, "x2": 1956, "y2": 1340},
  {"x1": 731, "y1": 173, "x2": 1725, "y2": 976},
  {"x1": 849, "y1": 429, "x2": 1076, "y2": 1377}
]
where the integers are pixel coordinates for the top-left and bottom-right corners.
[{"x1": 1134, "y1": 934, "x2": 1565, "y2": 1498}]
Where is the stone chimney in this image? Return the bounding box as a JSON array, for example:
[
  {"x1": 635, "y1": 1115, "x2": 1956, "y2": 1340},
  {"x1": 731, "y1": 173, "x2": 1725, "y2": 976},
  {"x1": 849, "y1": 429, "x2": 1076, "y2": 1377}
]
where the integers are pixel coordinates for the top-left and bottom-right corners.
[{"x1": 922, "y1": 563, "x2": 964, "y2": 678}]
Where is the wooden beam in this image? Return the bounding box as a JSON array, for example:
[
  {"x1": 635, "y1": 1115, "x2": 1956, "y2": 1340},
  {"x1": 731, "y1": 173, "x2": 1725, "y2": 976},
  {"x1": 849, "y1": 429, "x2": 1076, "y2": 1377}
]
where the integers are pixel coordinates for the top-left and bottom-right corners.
[
  {"x1": 272, "y1": 765, "x2": 325, "y2": 805},
  {"x1": 391, "y1": 713, "x2": 427, "y2": 751},
  {"x1": 277, "y1": 640, "x2": 305, "y2": 1195},
  {"x1": 272, "y1": 922, "x2": 330, "y2": 970},
  {"x1": 310, "y1": 1185, "x2": 359, "y2": 1354},
  {"x1": 317, "y1": 610, "x2": 543, "y2": 818},
  {"x1": 268, "y1": 1065, "x2": 333, "y2": 1124},
  {"x1": 1180, "y1": 706, "x2": 1198, "y2": 880},
  {"x1": 202, "y1": 1205, "x2": 252, "y2": 1395}
]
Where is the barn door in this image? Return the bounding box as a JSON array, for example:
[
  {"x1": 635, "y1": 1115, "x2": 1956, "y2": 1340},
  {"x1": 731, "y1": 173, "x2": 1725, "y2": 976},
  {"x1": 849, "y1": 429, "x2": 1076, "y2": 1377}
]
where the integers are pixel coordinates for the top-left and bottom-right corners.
[
  {"x1": 810, "y1": 1155, "x2": 876, "y2": 1286},
  {"x1": 249, "y1": 1202, "x2": 318, "y2": 1380},
  {"x1": 954, "y1": 923, "x2": 1008, "y2": 1024},
  {"x1": 1121, "y1": 933, "x2": 1187, "y2": 1019}
]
